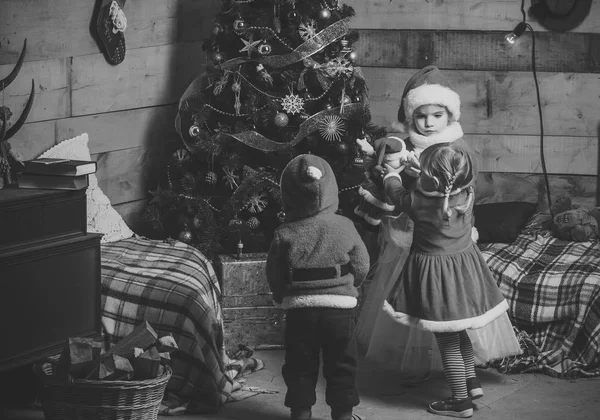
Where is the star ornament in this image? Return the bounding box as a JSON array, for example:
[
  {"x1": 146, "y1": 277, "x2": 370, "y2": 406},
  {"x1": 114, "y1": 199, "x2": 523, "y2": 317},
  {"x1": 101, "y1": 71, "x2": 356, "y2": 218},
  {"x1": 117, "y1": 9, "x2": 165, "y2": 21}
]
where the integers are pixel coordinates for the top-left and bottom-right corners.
[
  {"x1": 239, "y1": 35, "x2": 262, "y2": 58},
  {"x1": 319, "y1": 114, "x2": 346, "y2": 142}
]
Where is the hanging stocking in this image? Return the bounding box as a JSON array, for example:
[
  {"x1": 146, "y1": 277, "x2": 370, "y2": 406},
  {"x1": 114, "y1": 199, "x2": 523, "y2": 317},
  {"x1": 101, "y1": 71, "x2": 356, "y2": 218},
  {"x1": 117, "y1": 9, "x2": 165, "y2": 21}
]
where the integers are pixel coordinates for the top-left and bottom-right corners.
[{"x1": 91, "y1": 0, "x2": 128, "y2": 65}]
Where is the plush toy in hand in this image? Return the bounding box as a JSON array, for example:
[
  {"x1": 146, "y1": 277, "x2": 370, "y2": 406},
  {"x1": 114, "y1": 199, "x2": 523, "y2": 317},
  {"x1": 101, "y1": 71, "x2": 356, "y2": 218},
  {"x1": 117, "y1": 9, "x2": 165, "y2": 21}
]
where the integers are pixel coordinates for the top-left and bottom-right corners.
[
  {"x1": 551, "y1": 197, "x2": 600, "y2": 242},
  {"x1": 354, "y1": 136, "x2": 410, "y2": 227}
]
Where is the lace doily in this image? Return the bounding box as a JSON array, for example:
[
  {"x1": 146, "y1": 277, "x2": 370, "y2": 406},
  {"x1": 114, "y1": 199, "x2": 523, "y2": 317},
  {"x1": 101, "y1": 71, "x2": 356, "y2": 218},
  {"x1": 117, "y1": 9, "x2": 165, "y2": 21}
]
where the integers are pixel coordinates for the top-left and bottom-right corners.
[{"x1": 38, "y1": 133, "x2": 134, "y2": 243}]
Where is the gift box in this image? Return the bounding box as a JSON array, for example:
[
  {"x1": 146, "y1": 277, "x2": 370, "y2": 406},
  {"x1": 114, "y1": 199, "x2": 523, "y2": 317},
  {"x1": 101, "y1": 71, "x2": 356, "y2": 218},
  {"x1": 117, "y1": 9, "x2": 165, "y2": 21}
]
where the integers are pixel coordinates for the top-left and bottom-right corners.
[{"x1": 216, "y1": 253, "x2": 285, "y2": 351}]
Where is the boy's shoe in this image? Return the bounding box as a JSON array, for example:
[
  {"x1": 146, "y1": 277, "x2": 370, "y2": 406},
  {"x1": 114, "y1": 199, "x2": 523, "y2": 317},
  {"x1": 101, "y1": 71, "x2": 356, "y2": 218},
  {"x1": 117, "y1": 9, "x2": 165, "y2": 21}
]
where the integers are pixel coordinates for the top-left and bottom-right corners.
[
  {"x1": 428, "y1": 396, "x2": 473, "y2": 418},
  {"x1": 291, "y1": 408, "x2": 312, "y2": 420},
  {"x1": 466, "y1": 377, "x2": 484, "y2": 400}
]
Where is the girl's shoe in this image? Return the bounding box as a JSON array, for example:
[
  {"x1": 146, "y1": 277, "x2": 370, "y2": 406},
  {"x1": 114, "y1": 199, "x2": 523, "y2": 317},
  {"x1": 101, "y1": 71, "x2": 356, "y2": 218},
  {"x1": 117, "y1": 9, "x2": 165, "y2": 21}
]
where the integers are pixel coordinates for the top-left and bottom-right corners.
[
  {"x1": 466, "y1": 377, "x2": 484, "y2": 400},
  {"x1": 428, "y1": 396, "x2": 473, "y2": 418}
]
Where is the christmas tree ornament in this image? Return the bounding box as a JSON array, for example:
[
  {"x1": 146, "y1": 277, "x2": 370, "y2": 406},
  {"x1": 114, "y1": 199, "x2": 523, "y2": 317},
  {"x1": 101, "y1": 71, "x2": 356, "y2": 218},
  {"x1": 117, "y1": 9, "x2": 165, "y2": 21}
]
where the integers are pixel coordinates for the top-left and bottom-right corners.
[
  {"x1": 324, "y1": 101, "x2": 334, "y2": 111},
  {"x1": 256, "y1": 64, "x2": 273, "y2": 86},
  {"x1": 239, "y1": 34, "x2": 262, "y2": 58},
  {"x1": 173, "y1": 148, "x2": 190, "y2": 163},
  {"x1": 232, "y1": 73, "x2": 242, "y2": 115},
  {"x1": 212, "y1": 51, "x2": 224, "y2": 64},
  {"x1": 258, "y1": 43, "x2": 272, "y2": 55},
  {"x1": 347, "y1": 50, "x2": 358, "y2": 62},
  {"x1": 229, "y1": 217, "x2": 244, "y2": 228},
  {"x1": 188, "y1": 125, "x2": 201, "y2": 137},
  {"x1": 287, "y1": 9, "x2": 300, "y2": 24},
  {"x1": 233, "y1": 19, "x2": 247, "y2": 33},
  {"x1": 246, "y1": 192, "x2": 269, "y2": 213},
  {"x1": 334, "y1": 141, "x2": 349, "y2": 154},
  {"x1": 281, "y1": 93, "x2": 304, "y2": 114},
  {"x1": 205, "y1": 171, "x2": 217, "y2": 185},
  {"x1": 319, "y1": 8, "x2": 332, "y2": 20},
  {"x1": 192, "y1": 215, "x2": 203, "y2": 229},
  {"x1": 277, "y1": 211, "x2": 286, "y2": 223},
  {"x1": 273, "y1": 2, "x2": 282, "y2": 33},
  {"x1": 323, "y1": 57, "x2": 353, "y2": 78},
  {"x1": 213, "y1": 23, "x2": 223, "y2": 36},
  {"x1": 247, "y1": 217, "x2": 260, "y2": 229},
  {"x1": 342, "y1": 95, "x2": 352, "y2": 105},
  {"x1": 236, "y1": 239, "x2": 244, "y2": 258},
  {"x1": 178, "y1": 230, "x2": 193, "y2": 243},
  {"x1": 274, "y1": 112, "x2": 289, "y2": 127},
  {"x1": 223, "y1": 166, "x2": 240, "y2": 189},
  {"x1": 319, "y1": 114, "x2": 346, "y2": 142},
  {"x1": 213, "y1": 71, "x2": 230, "y2": 95},
  {"x1": 299, "y1": 19, "x2": 318, "y2": 41},
  {"x1": 352, "y1": 147, "x2": 364, "y2": 165},
  {"x1": 353, "y1": 95, "x2": 362, "y2": 103},
  {"x1": 340, "y1": 37, "x2": 351, "y2": 53}
]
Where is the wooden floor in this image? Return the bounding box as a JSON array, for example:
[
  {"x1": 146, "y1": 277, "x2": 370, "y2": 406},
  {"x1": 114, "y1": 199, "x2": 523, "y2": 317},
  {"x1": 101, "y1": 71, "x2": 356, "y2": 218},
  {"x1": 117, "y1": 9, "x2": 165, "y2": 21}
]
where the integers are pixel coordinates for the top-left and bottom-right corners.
[{"x1": 3, "y1": 349, "x2": 600, "y2": 420}]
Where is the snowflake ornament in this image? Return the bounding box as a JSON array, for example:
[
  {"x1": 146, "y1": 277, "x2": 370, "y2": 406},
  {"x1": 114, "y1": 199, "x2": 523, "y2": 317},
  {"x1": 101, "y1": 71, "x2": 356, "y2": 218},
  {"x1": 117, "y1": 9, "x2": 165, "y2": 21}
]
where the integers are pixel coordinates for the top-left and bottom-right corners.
[
  {"x1": 223, "y1": 166, "x2": 240, "y2": 190},
  {"x1": 319, "y1": 115, "x2": 346, "y2": 142},
  {"x1": 323, "y1": 57, "x2": 354, "y2": 78},
  {"x1": 246, "y1": 192, "x2": 269, "y2": 214},
  {"x1": 281, "y1": 93, "x2": 304, "y2": 115},
  {"x1": 213, "y1": 71, "x2": 230, "y2": 95},
  {"x1": 299, "y1": 19, "x2": 318, "y2": 41}
]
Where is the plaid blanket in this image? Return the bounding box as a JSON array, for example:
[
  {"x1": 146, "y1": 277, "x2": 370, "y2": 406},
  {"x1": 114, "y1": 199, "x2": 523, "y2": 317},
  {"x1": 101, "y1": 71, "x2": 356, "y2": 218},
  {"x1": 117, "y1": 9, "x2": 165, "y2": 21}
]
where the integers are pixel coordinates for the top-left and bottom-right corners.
[
  {"x1": 479, "y1": 231, "x2": 600, "y2": 378},
  {"x1": 100, "y1": 236, "x2": 235, "y2": 413}
]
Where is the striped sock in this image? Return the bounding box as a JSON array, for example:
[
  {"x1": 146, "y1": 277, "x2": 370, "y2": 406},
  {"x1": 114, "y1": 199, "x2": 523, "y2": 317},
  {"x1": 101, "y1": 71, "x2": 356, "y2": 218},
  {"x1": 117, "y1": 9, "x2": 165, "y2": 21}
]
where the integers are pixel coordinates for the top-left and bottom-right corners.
[
  {"x1": 459, "y1": 330, "x2": 476, "y2": 379},
  {"x1": 434, "y1": 332, "x2": 468, "y2": 400}
]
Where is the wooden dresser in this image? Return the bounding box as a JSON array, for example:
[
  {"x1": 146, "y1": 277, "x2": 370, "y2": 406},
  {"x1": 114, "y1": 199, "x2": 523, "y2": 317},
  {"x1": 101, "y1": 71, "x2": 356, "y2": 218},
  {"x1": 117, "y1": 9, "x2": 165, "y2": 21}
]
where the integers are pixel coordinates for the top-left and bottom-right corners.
[
  {"x1": 0, "y1": 188, "x2": 103, "y2": 372},
  {"x1": 216, "y1": 253, "x2": 285, "y2": 351}
]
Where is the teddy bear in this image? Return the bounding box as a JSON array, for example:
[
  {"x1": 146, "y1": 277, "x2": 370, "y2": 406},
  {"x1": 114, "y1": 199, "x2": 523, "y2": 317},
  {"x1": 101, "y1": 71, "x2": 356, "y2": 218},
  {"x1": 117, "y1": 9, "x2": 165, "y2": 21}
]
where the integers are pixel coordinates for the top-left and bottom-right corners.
[{"x1": 550, "y1": 196, "x2": 600, "y2": 242}]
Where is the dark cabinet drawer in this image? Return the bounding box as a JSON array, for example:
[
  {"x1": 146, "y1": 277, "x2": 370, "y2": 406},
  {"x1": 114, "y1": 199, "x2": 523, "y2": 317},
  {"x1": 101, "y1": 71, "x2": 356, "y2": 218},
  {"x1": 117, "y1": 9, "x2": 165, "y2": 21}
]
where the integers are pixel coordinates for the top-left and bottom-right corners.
[
  {"x1": 0, "y1": 188, "x2": 87, "y2": 252},
  {"x1": 0, "y1": 233, "x2": 102, "y2": 372}
]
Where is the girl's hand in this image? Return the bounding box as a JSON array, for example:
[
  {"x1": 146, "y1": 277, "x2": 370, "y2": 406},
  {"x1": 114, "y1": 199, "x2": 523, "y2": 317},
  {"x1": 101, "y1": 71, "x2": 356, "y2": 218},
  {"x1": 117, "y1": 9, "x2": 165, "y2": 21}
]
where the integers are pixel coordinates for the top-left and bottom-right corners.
[{"x1": 403, "y1": 153, "x2": 421, "y2": 177}]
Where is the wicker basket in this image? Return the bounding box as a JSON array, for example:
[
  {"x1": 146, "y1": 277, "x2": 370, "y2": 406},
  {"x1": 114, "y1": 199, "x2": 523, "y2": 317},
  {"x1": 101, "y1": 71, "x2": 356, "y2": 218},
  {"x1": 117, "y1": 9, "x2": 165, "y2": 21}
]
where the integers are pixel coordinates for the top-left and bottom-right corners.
[{"x1": 34, "y1": 359, "x2": 171, "y2": 420}]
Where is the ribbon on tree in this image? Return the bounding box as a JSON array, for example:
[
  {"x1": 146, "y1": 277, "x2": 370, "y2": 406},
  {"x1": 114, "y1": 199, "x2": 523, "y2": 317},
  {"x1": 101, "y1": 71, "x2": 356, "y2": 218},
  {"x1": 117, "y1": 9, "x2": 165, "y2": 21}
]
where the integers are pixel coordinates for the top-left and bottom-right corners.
[
  {"x1": 225, "y1": 102, "x2": 366, "y2": 152},
  {"x1": 220, "y1": 17, "x2": 351, "y2": 70}
]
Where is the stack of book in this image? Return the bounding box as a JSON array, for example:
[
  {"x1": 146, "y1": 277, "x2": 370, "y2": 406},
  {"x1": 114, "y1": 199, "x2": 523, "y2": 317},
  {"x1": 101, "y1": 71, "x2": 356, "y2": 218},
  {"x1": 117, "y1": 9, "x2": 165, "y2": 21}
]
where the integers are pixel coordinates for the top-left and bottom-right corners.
[{"x1": 17, "y1": 158, "x2": 97, "y2": 190}]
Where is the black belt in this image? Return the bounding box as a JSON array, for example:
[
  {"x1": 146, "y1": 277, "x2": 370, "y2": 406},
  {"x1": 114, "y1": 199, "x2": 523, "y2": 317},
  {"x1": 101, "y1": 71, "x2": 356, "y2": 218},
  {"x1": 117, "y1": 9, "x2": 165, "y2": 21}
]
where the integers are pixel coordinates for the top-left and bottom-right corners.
[{"x1": 291, "y1": 263, "x2": 350, "y2": 282}]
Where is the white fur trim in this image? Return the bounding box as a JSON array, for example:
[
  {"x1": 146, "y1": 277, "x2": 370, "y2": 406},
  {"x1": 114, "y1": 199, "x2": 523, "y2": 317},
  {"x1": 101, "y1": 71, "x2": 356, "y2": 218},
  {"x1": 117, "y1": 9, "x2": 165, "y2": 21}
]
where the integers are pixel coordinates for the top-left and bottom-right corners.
[
  {"x1": 391, "y1": 120, "x2": 408, "y2": 133},
  {"x1": 404, "y1": 83, "x2": 461, "y2": 123},
  {"x1": 354, "y1": 207, "x2": 382, "y2": 226},
  {"x1": 282, "y1": 295, "x2": 357, "y2": 309},
  {"x1": 382, "y1": 300, "x2": 509, "y2": 332},
  {"x1": 306, "y1": 166, "x2": 322, "y2": 180},
  {"x1": 408, "y1": 121, "x2": 464, "y2": 151},
  {"x1": 358, "y1": 186, "x2": 395, "y2": 211},
  {"x1": 471, "y1": 226, "x2": 479, "y2": 243}
]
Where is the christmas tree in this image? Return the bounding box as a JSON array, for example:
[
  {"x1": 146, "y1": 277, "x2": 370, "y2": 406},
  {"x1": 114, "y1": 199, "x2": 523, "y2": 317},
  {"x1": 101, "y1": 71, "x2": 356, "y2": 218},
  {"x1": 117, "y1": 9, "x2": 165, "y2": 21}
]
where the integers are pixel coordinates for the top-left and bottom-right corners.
[{"x1": 143, "y1": 0, "x2": 385, "y2": 259}]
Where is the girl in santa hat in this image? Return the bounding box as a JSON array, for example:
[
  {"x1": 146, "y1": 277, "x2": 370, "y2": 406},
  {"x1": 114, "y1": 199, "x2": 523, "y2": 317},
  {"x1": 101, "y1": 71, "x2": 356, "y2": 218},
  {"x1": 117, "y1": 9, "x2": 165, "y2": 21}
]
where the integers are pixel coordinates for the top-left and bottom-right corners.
[{"x1": 357, "y1": 66, "x2": 520, "y2": 394}]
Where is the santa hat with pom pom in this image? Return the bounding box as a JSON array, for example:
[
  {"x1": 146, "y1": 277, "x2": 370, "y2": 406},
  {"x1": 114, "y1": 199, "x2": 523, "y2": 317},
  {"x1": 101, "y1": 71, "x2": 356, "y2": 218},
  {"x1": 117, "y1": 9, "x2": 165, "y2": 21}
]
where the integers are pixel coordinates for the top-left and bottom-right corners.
[
  {"x1": 280, "y1": 154, "x2": 339, "y2": 221},
  {"x1": 392, "y1": 65, "x2": 461, "y2": 133}
]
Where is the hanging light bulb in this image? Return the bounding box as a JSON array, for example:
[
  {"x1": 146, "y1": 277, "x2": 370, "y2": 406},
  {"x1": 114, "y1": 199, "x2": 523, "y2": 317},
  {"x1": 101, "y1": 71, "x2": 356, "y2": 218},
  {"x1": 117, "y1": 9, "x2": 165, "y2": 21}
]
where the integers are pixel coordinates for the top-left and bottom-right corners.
[{"x1": 505, "y1": 21, "x2": 527, "y2": 45}]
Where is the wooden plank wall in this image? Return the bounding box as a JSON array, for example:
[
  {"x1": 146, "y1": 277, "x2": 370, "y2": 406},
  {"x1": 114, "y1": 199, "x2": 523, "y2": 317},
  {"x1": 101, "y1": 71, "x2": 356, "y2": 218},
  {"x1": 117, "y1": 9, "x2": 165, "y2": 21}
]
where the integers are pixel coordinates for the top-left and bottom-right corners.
[
  {"x1": 348, "y1": 0, "x2": 600, "y2": 210},
  {"x1": 0, "y1": 0, "x2": 221, "y2": 229}
]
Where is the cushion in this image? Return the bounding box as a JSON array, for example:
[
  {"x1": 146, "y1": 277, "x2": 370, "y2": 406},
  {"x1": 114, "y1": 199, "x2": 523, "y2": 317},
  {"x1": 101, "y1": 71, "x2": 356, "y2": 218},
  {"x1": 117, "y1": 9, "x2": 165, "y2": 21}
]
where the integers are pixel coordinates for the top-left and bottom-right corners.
[
  {"x1": 474, "y1": 201, "x2": 538, "y2": 243},
  {"x1": 38, "y1": 133, "x2": 134, "y2": 243}
]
